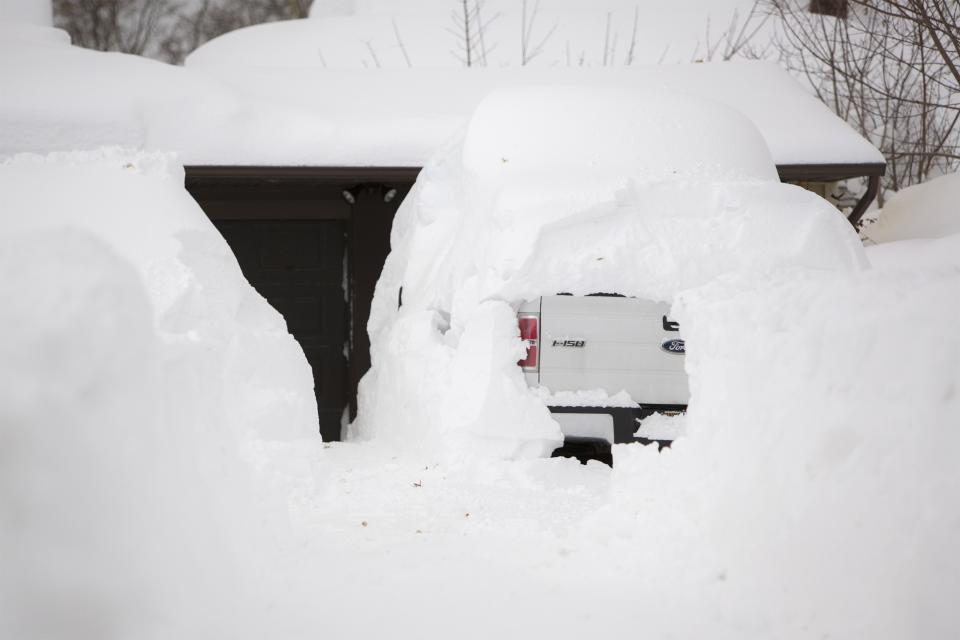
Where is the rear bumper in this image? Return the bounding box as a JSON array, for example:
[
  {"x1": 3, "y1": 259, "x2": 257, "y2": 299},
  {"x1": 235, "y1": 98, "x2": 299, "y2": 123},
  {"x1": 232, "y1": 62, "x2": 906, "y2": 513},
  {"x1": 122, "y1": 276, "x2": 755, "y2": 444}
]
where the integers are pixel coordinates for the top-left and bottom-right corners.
[{"x1": 548, "y1": 405, "x2": 686, "y2": 446}]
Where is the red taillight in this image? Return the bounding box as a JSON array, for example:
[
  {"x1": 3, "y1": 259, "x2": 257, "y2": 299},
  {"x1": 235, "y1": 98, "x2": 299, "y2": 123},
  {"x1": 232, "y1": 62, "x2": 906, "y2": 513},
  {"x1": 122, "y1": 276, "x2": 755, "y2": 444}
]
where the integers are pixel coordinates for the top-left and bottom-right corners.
[{"x1": 517, "y1": 315, "x2": 539, "y2": 370}]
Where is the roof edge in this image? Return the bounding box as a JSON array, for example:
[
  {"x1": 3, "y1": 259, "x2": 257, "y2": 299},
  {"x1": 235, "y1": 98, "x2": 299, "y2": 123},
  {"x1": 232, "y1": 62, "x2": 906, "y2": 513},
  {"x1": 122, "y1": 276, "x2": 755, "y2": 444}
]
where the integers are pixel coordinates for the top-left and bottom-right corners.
[
  {"x1": 776, "y1": 162, "x2": 886, "y2": 182},
  {"x1": 184, "y1": 165, "x2": 422, "y2": 185},
  {"x1": 184, "y1": 162, "x2": 887, "y2": 185}
]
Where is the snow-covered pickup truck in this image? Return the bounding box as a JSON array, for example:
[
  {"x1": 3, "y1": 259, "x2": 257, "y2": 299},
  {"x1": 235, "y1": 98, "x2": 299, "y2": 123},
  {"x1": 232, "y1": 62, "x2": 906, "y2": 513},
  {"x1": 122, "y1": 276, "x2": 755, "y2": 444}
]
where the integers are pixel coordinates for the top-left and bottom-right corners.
[{"x1": 517, "y1": 294, "x2": 689, "y2": 451}]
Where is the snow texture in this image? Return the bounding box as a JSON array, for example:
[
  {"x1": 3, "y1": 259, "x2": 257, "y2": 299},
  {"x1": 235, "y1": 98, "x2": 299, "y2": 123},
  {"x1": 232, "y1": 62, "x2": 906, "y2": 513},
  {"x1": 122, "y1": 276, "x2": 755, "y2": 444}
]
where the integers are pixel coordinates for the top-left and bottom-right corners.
[
  {"x1": 0, "y1": 22, "x2": 883, "y2": 167},
  {"x1": 536, "y1": 387, "x2": 639, "y2": 408},
  {"x1": 197, "y1": 0, "x2": 759, "y2": 70},
  {"x1": 2, "y1": 17, "x2": 957, "y2": 640},
  {"x1": 0, "y1": 108, "x2": 956, "y2": 640},
  {"x1": 337, "y1": 87, "x2": 958, "y2": 636},
  {"x1": 291, "y1": 224, "x2": 959, "y2": 638},
  {"x1": 0, "y1": 149, "x2": 319, "y2": 639}
]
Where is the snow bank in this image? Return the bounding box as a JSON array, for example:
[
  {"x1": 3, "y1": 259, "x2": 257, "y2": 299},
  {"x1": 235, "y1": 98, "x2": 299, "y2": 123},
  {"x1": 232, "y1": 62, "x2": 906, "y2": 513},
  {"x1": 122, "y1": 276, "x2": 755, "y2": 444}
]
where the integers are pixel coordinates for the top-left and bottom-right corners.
[
  {"x1": 864, "y1": 171, "x2": 960, "y2": 243},
  {"x1": 0, "y1": 149, "x2": 318, "y2": 639},
  {"x1": 353, "y1": 87, "x2": 866, "y2": 459},
  {"x1": 290, "y1": 226, "x2": 960, "y2": 637},
  {"x1": 626, "y1": 245, "x2": 960, "y2": 636}
]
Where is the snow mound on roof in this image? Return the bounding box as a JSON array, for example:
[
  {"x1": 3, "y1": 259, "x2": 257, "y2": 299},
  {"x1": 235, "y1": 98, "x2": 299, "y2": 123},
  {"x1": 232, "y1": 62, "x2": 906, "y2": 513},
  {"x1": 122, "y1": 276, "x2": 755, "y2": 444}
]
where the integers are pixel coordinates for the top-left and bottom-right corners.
[
  {"x1": 864, "y1": 171, "x2": 960, "y2": 243},
  {"x1": 0, "y1": 149, "x2": 319, "y2": 638},
  {"x1": 4, "y1": 30, "x2": 882, "y2": 168},
  {"x1": 0, "y1": 35, "x2": 253, "y2": 163},
  {"x1": 352, "y1": 87, "x2": 866, "y2": 456}
]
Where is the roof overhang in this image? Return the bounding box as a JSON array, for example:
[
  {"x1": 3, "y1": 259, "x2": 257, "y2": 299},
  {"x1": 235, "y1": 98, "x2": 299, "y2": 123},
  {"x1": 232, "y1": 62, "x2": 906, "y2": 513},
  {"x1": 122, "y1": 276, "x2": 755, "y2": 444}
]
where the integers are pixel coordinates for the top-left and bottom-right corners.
[
  {"x1": 776, "y1": 162, "x2": 886, "y2": 182},
  {"x1": 184, "y1": 165, "x2": 422, "y2": 185},
  {"x1": 186, "y1": 162, "x2": 886, "y2": 186},
  {"x1": 185, "y1": 162, "x2": 887, "y2": 229}
]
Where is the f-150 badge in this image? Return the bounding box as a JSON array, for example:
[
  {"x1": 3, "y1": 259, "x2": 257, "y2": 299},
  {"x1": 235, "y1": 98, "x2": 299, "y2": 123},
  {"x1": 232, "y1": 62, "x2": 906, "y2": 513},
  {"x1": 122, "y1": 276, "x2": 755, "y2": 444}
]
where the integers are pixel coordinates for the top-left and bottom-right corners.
[
  {"x1": 552, "y1": 339, "x2": 585, "y2": 348},
  {"x1": 661, "y1": 339, "x2": 685, "y2": 354}
]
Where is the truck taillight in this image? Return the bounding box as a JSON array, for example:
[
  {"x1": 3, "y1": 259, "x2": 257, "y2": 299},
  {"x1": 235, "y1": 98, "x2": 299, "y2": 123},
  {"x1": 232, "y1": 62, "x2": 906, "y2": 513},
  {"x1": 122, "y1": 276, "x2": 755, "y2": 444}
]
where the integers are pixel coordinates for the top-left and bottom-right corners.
[{"x1": 517, "y1": 314, "x2": 539, "y2": 370}]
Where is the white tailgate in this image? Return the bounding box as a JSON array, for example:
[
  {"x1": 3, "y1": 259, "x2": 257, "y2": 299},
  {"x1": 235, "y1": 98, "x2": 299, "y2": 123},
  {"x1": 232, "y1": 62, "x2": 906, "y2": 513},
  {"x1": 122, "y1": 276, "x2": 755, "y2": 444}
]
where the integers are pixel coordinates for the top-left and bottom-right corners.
[{"x1": 539, "y1": 295, "x2": 689, "y2": 405}]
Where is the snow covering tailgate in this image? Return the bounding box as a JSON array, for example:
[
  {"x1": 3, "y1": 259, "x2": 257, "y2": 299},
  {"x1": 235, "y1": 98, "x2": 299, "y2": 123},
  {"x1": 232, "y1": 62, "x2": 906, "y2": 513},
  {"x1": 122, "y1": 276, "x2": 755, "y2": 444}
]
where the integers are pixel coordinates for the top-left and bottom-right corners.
[{"x1": 539, "y1": 295, "x2": 689, "y2": 405}]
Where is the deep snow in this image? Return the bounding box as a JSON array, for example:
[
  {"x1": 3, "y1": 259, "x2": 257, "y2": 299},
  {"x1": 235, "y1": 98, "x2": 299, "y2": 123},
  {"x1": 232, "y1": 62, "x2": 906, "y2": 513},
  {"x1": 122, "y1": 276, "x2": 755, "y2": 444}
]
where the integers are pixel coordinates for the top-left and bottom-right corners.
[
  {"x1": 343, "y1": 88, "x2": 958, "y2": 637},
  {"x1": 0, "y1": 23, "x2": 883, "y2": 167},
  {"x1": 863, "y1": 171, "x2": 960, "y2": 243},
  {"x1": 1, "y1": 141, "x2": 958, "y2": 638},
  {"x1": 0, "y1": 25, "x2": 956, "y2": 638},
  {"x1": 353, "y1": 86, "x2": 866, "y2": 456},
  {"x1": 0, "y1": 149, "x2": 319, "y2": 639}
]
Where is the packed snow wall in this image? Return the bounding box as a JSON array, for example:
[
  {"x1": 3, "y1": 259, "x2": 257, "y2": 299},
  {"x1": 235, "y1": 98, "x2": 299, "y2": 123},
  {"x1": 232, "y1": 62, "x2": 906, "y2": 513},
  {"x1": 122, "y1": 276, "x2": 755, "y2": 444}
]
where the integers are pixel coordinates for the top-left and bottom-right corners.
[
  {"x1": 352, "y1": 87, "x2": 867, "y2": 458},
  {"x1": 0, "y1": 149, "x2": 319, "y2": 639}
]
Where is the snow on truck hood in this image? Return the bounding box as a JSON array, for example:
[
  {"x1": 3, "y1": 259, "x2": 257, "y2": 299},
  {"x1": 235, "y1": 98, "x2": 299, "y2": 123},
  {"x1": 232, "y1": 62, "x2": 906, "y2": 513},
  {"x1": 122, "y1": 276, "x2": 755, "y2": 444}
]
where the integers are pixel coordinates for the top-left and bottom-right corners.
[{"x1": 352, "y1": 86, "x2": 868, "y2": 459}]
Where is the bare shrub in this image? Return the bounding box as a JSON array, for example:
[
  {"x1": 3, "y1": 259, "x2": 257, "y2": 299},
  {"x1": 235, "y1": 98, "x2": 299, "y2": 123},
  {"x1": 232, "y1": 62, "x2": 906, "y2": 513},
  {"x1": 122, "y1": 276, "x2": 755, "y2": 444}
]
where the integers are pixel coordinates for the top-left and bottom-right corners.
[{"x1": 767, "y1": 0, "x2": 960, "y2": 198}]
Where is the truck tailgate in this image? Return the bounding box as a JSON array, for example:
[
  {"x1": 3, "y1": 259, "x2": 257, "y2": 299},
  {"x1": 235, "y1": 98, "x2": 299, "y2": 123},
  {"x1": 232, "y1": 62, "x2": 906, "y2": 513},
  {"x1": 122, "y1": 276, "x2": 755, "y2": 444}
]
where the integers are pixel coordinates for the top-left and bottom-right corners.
[{"x1": 538, "y1": 295, "x2": 689, "y2": 405}]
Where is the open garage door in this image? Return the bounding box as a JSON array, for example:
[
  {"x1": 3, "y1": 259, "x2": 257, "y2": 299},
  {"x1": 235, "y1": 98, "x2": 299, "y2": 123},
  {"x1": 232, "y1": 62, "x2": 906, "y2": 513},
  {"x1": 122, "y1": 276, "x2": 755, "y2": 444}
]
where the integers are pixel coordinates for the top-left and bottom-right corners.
[{"x1": 215, "y1": 220, "x2": 347, "y2": 441}]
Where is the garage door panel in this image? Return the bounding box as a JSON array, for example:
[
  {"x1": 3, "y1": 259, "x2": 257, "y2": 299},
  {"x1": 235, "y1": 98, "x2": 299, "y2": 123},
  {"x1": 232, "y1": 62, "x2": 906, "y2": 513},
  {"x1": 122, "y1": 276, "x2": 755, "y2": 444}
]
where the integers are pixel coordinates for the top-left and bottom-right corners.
[
  {"x1": 213, "y1": 220, "x2": 347, "y2": 441},
  {"x1": 251, "y1": 283, "x2": 344, "y2": 338}
]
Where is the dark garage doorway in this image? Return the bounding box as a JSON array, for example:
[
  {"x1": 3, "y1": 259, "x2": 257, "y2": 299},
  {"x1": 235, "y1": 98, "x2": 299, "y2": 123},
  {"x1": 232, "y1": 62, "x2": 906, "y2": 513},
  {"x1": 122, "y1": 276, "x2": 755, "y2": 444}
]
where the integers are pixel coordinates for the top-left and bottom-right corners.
[
  {"x1": 215, "y1": 220, "x2": 347, "y2": 441},
  {"x1": 185, "y1": 166, "x2": 418, "y2": 441}
]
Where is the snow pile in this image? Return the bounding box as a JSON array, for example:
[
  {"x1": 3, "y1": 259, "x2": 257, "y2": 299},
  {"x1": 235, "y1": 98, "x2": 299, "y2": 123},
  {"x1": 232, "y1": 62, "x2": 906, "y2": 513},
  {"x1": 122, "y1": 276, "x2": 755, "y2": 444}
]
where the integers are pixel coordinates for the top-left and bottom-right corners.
[
  {"x1": 610, "y1": 240, "x2": 960, "y2": 635},
  {"x1": 353, "y1": 87, "x2": 866, "y2": 459},
  {"x1": 289, "y1": 233, "x2": 960, "y2": 637},
  {"x1": 0, "y1": 149, "x2": 318, "y2": 639},
  {"x1": 864, "y1": 171, "x2": 960, "y2": 243}
]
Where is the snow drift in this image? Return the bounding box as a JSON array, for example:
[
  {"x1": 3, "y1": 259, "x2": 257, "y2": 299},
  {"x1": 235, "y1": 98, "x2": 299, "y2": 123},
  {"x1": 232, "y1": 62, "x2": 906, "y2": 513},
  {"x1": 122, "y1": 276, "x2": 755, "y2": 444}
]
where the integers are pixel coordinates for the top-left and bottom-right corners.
[
  {"x1": 864, "y1": 171, "x2": 960, "y2": 243},
  {"x1": 0, "y1": 149, "x2": 318, "y2": 639},
  {"x1": 347, "y1": 86, "x2": 958, "y2": 635},
  {"x1": 352, "y1": 86, "x2": 866, "y2": 458},
  {"x1": 606, "y1": 241, "x2": 960, "y2": 636}
]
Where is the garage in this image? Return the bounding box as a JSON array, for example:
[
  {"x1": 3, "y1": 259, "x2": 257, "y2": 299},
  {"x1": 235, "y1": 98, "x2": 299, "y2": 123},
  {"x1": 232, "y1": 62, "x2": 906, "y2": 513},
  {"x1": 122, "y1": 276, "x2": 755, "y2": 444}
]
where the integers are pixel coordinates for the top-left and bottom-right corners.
[
  {"x1": 185, "y1": 166, "x2": 417, "y2": 441},
  {"x1": 177, "y1": 66, "x2": 885, "y2": 443}
]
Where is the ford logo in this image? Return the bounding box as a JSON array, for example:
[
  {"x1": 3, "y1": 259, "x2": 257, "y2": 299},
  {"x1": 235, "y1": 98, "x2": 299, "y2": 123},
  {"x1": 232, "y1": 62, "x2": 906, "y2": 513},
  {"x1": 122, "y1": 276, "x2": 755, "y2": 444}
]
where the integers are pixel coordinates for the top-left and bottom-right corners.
[{"x1": 661, "y1": 339, "x2": 685, "y2": 355}]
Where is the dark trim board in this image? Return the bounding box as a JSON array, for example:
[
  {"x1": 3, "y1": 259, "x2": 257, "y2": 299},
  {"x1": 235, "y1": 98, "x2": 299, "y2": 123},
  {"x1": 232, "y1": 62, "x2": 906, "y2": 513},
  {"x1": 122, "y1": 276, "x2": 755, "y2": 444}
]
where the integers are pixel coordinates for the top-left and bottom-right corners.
[
  {"x1": 185, "y1": 165, "x2": 422, "y2": 185},
  {"x1": 775, "y1": 162, "x2": 886, "y2": 227},
  {"x1": 776, "y1": 162, "x2": 886, "y2": 182},
  {"x1": 186, "y1": 162, "x2": 885, "y2": 184}
]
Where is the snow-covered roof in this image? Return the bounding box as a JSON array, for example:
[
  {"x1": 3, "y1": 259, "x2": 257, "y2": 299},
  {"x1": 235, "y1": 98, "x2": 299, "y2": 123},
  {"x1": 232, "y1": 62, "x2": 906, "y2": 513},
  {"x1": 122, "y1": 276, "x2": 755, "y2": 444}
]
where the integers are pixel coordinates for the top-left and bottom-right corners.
[
  {"x1": 192, "y1": 0, "x2": 762, "y2": 70},
  {"x1": 1, "y1": 24, "x2": 885, "y2": 169}
]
